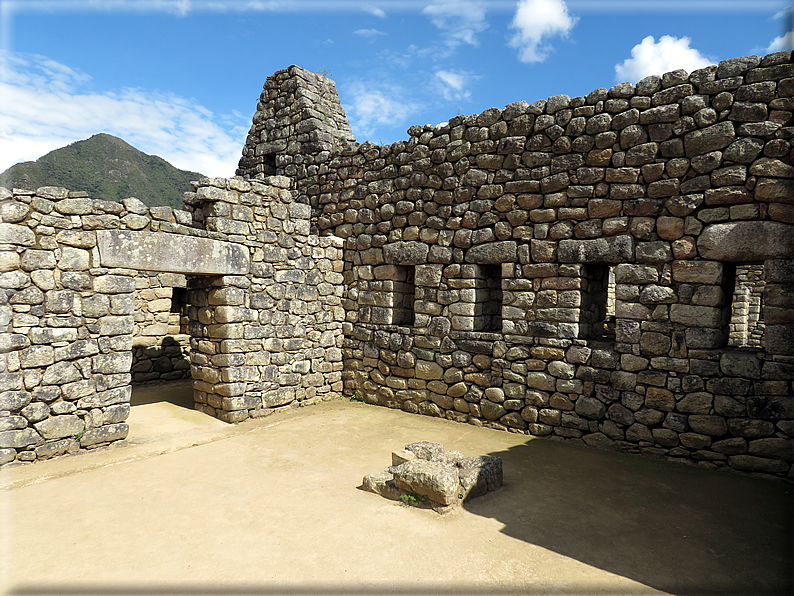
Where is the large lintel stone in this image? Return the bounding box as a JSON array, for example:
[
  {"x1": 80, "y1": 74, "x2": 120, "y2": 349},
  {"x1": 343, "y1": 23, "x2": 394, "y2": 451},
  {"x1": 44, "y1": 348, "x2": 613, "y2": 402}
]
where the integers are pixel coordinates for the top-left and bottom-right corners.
[
  {"x1": 465, "y1": 241, "x2": 517, "y2": 264},
  {"x1": 383, "y1": 241, "x2": 429, "y2": 265},
  {"x1": 97, "y1": 230, "x2": 250, "y2": 275},
  {"x1": 697, "y1": 222, "x2": 794, "y2": 261},
  {"x1": 558, "y1": 235, "x2": 634, "y2": 263}
]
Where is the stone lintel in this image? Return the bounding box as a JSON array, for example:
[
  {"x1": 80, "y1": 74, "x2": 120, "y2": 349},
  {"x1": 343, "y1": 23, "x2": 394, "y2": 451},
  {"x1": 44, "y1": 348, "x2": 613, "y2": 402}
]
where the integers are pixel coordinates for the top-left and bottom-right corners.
[
  {"x1": 558, "y1": 235, "x2": 634, "y2": 264},
  {"x1": 698, "y1": 222, "x2": 794, "y2": 262},
  {"x1": 97, "y1": 230, "x2": 249, "y2": 275}
]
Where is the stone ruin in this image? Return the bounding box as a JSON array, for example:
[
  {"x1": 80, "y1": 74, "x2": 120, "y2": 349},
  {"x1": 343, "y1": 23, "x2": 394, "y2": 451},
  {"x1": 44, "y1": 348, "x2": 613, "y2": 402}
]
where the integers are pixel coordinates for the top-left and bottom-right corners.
[
  {"x1": 1, "y1": 52, "x2": 794, "y2": 479},
  {"x1": 363, "y1": 441, "x2": 503, "y2": 512}
]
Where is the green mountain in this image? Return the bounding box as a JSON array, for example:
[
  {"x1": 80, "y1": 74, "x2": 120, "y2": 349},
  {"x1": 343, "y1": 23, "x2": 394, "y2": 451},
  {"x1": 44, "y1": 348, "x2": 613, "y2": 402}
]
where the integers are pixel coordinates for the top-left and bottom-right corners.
[{"x1": 0, "y1": 134, "x2": 204, "y2": 210}]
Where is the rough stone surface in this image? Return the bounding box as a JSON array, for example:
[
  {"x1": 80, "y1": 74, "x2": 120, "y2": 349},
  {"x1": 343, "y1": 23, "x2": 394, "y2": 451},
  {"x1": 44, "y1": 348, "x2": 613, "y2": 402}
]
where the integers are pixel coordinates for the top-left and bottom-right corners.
[
  {"x1": 3, "y1": 57, "x2": 794, "y2": 479},
  {"x1": 364, "y1": 442, "x2": 502, "y2": 510}
]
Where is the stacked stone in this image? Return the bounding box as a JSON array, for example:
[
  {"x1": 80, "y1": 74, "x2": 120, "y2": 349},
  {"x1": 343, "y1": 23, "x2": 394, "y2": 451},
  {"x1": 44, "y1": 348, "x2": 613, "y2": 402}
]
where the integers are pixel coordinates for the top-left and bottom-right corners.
[
  {"x1": 363, "y1": 441, "x2": 503, "y2": 512},
  {"x1": 0, "y1": 188, "x2": 195, "y2": 465},
  {"x1": 236, "y1": 65, "x2": 356, "y2": 191},
  {"x1": 184, "y1": 176, "x2": 345, "y2": 423},
  {"x1": 1, "y1": 175, "x2": 347, "y2": 466},
  {"x1": 729, "y1": 264, "x2": 766, "y2": 348},
  {"x1": 240, "y1": 52, "x2": 794, "y2": 477},
  {"x1": 130, "y1": 272, "x2": 190, "y2": 382}
]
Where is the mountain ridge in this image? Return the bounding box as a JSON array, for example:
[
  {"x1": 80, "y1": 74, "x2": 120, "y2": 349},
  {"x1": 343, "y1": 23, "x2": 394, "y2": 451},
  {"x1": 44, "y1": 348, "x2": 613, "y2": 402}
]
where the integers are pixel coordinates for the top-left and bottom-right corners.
[{"x1": 0, "y1": 134, "x2": 204, "y2": 210}]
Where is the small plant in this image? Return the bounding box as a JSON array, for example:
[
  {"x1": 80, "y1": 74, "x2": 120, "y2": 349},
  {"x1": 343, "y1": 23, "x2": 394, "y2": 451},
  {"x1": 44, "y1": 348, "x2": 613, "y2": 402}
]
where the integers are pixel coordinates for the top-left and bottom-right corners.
[
  {"x1": 72, "y1": 429, "x2": 86, "y2": 441},
  {"x1": 349, "y1": 393, "x2": 359, "y2": 402},
  {"x1": 399, "y1": 492, "x2": 428, "y2": 507}
]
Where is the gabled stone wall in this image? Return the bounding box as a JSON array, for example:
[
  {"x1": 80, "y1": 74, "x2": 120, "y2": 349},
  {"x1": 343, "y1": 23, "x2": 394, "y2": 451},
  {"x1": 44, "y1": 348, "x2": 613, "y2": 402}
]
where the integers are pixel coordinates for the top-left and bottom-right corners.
[
  {"x1": 238, "y1": 57, "x2": 794, "y2": 478},
  {"x1": 3, "y1": 54, "x2": 794, "y2": 477}
]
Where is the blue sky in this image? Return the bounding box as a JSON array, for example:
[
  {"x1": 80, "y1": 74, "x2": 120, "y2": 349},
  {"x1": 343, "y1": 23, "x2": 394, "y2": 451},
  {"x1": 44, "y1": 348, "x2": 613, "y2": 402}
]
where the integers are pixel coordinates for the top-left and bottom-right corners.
[{"x1": 0, "y1": 0, "x2": 791, "y2": 177}]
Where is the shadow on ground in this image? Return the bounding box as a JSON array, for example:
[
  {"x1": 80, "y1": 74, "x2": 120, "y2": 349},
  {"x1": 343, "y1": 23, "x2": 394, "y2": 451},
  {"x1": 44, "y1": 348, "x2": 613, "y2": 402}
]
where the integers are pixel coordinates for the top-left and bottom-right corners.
[
  {"x1": 5, "y1": 401, "x2": 792, "y2": 596},
  {"x1": 129, "y1": 378, "x2": 194, "y2": 410},
  {"x1": 466, "y1": 437, "x2": 794, "y2": 596}
]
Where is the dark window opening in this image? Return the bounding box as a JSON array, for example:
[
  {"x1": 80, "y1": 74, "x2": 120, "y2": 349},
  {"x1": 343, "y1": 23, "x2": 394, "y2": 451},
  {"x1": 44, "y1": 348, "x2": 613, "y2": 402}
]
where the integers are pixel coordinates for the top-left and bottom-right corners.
[
  {"x1": 170, "y1": 287, "x2": 190, "y2": 335},
  {"x1": 473, "y1": 264, "x2": 502, "y2": 332},
  {"x1": 583, "y1": 264, "x2": 615, "y2": 339},
  {"x1": 391, "y1": 266, "x2": 415, "y2": 326}
]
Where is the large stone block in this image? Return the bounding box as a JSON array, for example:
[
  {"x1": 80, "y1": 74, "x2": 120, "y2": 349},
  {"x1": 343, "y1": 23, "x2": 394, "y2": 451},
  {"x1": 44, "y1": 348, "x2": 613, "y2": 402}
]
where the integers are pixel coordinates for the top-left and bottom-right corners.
[
  {"x1": 390, "y1": 459, "x2": 460, "y2": 505},
  {"x1": 764, "y1": 325, "x2": 794, "y2": 355},
  {"x1": 671, "y1": 260, "x2": 723, "y2": 284},
  {"x1": 80, "y1": 423, "x2": 129, "y2": 447},
  {"x1": 0, "y1": 428, "x2": 43, "y2": 449},
  {"x1": 92, "y1": 352, "x2": 133, "y2": 374},
  {"x1": 262, "y1": 387, "x2": 295, "y2": 408},
  {"x1": 465, "y1": 241, "x2": 517, "y2": 264},
  {"x1": 670, "y1": 304, "x2": 725, "y2": 328},
  {"x1": 34, "y1": 415, "x2": 84, "y2": 440},
  {"x1": 383, "y1": 241, "x2": 429, "y2": 265},
  {"x1": 0, "y1": 223, "x2": 35, "y2": 246},
  {"x1": 755, "y1": 178, "x2": 794, "y2": 203},
  {"x1": 97, "y1": 230, "x2": 250, "y2": 275},
  {"x1": 458, "y1": 455, "x2": 503, "y2": 500},
  {"x1": 698, "y1": 222, "x2": 794, "y2": 261},
  {"x1": 684, "y1": 121, "x2": 735, "y2": 156},
  {"x1": 558, "y1": 235, "x2": 633, "y2": 263}
]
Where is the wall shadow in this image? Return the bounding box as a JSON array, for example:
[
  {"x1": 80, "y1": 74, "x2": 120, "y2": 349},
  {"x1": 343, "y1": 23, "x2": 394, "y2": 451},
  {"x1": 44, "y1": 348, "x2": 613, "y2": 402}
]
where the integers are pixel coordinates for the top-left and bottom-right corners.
[
  {"x1": 129, "y1": 378, "x2": 194, "y2": 410},
  {"x1": 463, "y1": 438, "x2": 793, "y2": 596}
]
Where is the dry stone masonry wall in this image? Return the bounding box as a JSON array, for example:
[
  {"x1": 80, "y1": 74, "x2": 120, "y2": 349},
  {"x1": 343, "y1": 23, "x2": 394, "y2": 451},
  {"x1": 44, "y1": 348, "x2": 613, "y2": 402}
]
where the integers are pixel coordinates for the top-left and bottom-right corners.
[
  {"x1": 237, "y1": 56, "x2": 794, "y2": 478},
  {"x1": 0, "y1": 177, "x2": 345, "y2": 466},
  {"x1": 181, "y1": 176, "x2": 345, "y2": 423},
  {"x1": 3, "y1": 53, "x2": 794, "y2": 477}
]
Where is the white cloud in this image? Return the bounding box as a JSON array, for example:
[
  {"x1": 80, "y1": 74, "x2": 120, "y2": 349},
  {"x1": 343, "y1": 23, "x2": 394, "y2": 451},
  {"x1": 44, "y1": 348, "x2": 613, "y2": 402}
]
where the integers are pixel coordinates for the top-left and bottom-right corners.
[
  {"x1": 0, "y1": 51, "x2": 246, "y2": 177},
  {"x1": 354, "y1": 28, "x2": 387, "y2": 39},
  {"x1": 422, "y1": 0, "x2": 488, "y2": 48},
  {"x1": 342, "y1": 80, "x2": 422, "y2": 140},
  {"x1": 508, "y1": 0, "x2": 577, "y2": 63},
  {"x1": 434, "y1": 69, "x2": 476, "y2": 101},
  {"x1": 363, "y1": 5, "x2": 386, "y2": 18},
  {"x1": 614, "y1": 35, "x2": 714, "y2": 82},
  {"x1": 767, "y1": 31, "x2": 794, "y2": 53}
]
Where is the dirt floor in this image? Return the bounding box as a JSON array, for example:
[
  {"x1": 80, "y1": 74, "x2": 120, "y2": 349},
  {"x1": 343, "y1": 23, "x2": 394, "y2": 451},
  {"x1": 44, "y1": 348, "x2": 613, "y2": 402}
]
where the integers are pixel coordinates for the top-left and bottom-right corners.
[{"x1": 1, "y1": 382, "x2": 792, "y2": 596}]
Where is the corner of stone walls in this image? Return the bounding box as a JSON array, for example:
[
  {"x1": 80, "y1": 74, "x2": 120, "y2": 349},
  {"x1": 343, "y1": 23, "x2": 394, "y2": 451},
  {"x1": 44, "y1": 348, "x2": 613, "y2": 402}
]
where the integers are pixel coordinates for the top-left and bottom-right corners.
[
  {"x1": 185, "y1": 175, "x2": 346, "y2": 423},
  {"x1": 259, "y1": 51, "x2": 794, "y2": 479}
]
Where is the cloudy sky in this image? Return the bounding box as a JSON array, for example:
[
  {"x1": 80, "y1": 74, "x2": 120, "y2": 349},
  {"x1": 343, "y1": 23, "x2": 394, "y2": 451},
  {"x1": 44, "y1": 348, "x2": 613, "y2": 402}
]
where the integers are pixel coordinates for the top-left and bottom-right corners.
[{"x1": 0, "y1": 0, "x2": 790, "y2": 177}]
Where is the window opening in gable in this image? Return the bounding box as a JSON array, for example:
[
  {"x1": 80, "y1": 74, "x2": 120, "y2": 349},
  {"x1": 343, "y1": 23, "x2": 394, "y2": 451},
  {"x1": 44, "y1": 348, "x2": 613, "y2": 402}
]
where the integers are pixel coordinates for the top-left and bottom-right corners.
[
  {"x1": 728, "y1": 263, "x2": 765, "y2": 349},
  {"x1": 473, "y1": 264, "x2": 502, "y2": 332}
]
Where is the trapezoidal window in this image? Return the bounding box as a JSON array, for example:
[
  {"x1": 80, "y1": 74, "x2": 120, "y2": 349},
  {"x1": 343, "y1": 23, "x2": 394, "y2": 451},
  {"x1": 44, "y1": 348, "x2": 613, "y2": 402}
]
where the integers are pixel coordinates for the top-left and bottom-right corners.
[
  {"x1": 390, "y1": 265, "x2": 415, "y2": 326},
  {"x1": 582, "y1": 264, "x2": 615, "y2": 339},
  {"x1": 728, "y1": 263, "x2": 765, "y2": 348},
  {"x1": 473, "y1": 264, "x2": 502, "y2": 332}
]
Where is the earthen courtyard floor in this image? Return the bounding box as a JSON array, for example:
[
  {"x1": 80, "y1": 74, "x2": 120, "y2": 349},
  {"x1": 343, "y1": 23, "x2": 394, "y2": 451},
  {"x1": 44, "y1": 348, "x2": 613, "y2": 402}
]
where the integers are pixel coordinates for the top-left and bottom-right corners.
[{"x1": 1, "y1": 382, "x2": 792, "y2": 596}]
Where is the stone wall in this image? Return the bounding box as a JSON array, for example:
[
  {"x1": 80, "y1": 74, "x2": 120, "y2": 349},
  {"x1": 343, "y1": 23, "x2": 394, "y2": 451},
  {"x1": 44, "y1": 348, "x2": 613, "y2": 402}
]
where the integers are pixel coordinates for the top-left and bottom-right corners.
[
  {"x1": 181, "y1": 176, "x2": 345, "y2": 423},
  {"x1": 237, "y1": 57, "x2": 794, "y2": 478},
  {"x1": 3, "y1": 54, "x2": 794, "y2": 477},
  {"x1": 131, "y1": 271, "x2": 190, "y2": 383},
  {"x1": 237, "y1": 65, "x2": 356, "y2": 191},
  {"x1": 0, "y1": 177, "x2": 345, "y2": 466}
]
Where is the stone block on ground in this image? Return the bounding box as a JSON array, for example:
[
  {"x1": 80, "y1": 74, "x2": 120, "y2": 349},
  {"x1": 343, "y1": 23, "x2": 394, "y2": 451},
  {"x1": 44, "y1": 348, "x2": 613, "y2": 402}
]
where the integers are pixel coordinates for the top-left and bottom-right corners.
[
  {"x1": 389, "y1": 459, "x2": 461, "y2": 505},
  {"x1": 363, "y1": 442, "x2": 503, "y2": 512}
]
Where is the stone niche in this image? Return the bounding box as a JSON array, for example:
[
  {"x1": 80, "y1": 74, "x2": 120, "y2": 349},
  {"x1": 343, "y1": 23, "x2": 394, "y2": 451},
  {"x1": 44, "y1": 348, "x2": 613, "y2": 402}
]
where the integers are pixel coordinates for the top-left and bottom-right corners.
[{"x1": 363, "y1": 441, "x2": 503, "y2": 512}]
